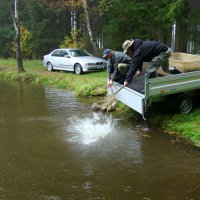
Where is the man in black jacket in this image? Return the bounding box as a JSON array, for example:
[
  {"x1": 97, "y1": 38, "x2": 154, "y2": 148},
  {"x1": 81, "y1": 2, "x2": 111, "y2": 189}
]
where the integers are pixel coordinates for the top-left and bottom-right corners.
[
  {"x1": 122, "y1": 39, "x2": 171, "y2": 86},
  {"x1": 103, "y1": 49, "x2": 132, "y2": 87}
]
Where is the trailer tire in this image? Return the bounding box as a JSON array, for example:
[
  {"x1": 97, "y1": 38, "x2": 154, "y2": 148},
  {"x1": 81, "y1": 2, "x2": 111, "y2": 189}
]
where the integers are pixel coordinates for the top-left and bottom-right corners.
[{"x1": 179, "y1": 96, "x2": 193, "y2": 114}]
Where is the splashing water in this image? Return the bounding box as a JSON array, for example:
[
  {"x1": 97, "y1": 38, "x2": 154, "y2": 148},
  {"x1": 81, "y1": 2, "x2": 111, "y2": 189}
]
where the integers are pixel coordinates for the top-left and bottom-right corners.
[{"x1": 68, "y1": 113, "x2": 116, "y2": 145}]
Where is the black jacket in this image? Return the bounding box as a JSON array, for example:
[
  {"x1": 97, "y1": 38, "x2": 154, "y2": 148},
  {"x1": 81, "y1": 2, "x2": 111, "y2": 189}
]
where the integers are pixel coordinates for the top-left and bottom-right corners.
[
  {"x1": 108, "y1": 51, "x2": 131, "y2": 80},
  {"x1": 125, "y1": 39, "x2": 169, "y2": 83}
]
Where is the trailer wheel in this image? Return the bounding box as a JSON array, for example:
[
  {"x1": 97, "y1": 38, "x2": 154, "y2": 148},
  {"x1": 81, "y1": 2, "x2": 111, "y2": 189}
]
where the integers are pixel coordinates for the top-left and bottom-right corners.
[{"x1": 179, "y1": 96, "x2": 193, "y2": 114}]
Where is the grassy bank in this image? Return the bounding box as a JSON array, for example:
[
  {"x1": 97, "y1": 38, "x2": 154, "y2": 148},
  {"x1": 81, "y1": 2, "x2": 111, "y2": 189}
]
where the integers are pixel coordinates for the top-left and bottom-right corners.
[
  {"x1": 0, "y1": 58, "x2": 200, "y2": 147},
  {"x1": 0, "y1": 58, "x2": 107, "y2": 96}
]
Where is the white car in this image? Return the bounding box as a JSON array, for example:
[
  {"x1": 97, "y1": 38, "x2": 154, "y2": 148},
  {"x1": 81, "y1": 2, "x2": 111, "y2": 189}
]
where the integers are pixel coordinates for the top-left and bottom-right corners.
[{"x1": 43, "y1": 48, "x2": 107, "y2": 75}]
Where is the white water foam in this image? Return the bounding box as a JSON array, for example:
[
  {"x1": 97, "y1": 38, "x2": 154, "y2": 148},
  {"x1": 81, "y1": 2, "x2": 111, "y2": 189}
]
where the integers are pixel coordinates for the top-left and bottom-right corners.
[{"x1": 67, "y1": 113, "x2": 116, "y2": 145}]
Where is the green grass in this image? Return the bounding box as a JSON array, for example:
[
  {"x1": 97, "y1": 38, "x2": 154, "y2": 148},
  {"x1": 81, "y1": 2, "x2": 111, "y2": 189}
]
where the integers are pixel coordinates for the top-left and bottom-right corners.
[
  {"x1": 0, "y1": 58, "x2": 42, "y2": 68},
  {"x1": 151, "y1": 108, "x2": 200, "y2": 147},
  {"x1": 0, "y1": 58, "x2": 200, "y2": 147}
]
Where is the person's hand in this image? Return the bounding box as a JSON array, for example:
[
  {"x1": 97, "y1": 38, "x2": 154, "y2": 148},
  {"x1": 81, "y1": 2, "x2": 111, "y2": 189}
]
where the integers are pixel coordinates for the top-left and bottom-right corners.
[
  {"x1": 136, "y1": 70, "x2": 142, "y2": 76},
  {"x1": 107, "y1": 79, "x2": 113, "y2": 87},
  {"x1": 124, "y1": 81, "x2": 128, "y2": 86}
]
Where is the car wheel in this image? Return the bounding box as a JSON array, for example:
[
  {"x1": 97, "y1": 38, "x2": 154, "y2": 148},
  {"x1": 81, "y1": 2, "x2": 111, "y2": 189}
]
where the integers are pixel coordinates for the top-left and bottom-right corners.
[
  {"x1": 47, "y1": 62, "x2": 53, "y2": 72},
  {"x1": 74, "y1": 64, "x2": 83, "y2": 75}
]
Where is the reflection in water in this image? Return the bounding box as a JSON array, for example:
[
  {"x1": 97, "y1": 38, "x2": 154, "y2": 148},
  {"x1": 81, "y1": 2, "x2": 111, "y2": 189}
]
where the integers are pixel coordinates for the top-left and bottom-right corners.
[
  {"x1": 44, "y1": 87, "x2": 88, "y2": 113},
  {"x1": 67, "y1": 113, "x2": 116, "y2": 145}
]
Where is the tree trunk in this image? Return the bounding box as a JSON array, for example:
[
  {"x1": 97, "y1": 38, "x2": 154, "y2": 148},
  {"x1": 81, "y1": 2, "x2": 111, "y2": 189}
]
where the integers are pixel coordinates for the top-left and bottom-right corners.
[
  {"x1": 82, "y1": 0, "x2": 99, "y2": 55},
  {"x1": 13, "y1": 0, "x2": 25, "y2": 72},
  {"x1": 171, "y1": 20, "x2": 176, "y2": 52}
]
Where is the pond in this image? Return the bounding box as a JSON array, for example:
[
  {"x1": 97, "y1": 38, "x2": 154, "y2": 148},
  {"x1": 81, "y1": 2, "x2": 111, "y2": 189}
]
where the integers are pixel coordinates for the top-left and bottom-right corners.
[{"x1": 0, "y1": 80, "x2": 199, "y2": 200}]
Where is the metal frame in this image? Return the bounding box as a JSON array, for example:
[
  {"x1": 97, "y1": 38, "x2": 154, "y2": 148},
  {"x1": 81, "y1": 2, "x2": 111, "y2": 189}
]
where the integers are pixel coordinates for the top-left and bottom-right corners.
[{"x1": 111, "y1": 70, "x2": 200, "y2": 120}]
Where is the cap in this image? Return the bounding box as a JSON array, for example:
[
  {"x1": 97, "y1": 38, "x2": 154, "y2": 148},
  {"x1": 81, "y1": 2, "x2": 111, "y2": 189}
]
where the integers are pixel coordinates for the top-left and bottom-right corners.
[
  {"x1": 102, "y1": 49, "x2": 112, "y2": 58},
  {"x1": 122, "y1": 40, "x2": 134, "y2": 53}
]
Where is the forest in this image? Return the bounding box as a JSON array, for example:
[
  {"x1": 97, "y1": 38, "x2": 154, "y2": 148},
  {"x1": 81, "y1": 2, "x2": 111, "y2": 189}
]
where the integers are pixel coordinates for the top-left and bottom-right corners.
[{"x1": 0, "y1": 0, "x2": 200, "y2": 60}]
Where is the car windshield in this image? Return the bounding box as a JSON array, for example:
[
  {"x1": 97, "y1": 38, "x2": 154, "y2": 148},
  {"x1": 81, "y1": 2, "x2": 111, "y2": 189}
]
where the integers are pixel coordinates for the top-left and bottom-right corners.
[{"x1": 69, "y1": 49, "x2": 91, "y2": 57}]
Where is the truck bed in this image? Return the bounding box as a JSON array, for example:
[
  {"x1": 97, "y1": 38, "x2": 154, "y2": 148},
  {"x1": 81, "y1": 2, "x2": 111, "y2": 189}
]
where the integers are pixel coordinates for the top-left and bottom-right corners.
[{"x1": 112, "y1": 70, "x2": 200, "y2": 119}]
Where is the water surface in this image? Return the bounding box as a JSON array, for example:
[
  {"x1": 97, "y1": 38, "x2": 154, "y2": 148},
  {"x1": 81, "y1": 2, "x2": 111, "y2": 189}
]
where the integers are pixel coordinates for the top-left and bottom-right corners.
[{"x1": 0, "y1": 80, "x2": 199, "y2": 200}]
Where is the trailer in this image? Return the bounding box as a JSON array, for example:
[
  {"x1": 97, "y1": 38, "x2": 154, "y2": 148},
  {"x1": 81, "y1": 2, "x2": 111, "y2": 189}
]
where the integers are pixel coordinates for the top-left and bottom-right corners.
[{"x1": 111, "y1": 53, "x2": 200, "y2": 120}]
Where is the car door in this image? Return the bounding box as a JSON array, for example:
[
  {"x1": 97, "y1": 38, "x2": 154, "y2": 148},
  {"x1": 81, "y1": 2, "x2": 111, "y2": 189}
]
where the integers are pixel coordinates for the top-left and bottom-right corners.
[
  {"x1": 58, "y1": 50, "x2": 74, "y2": 71},
  {"x1": 50, "y1": 50, "x2": 62, "y2": 69}
]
